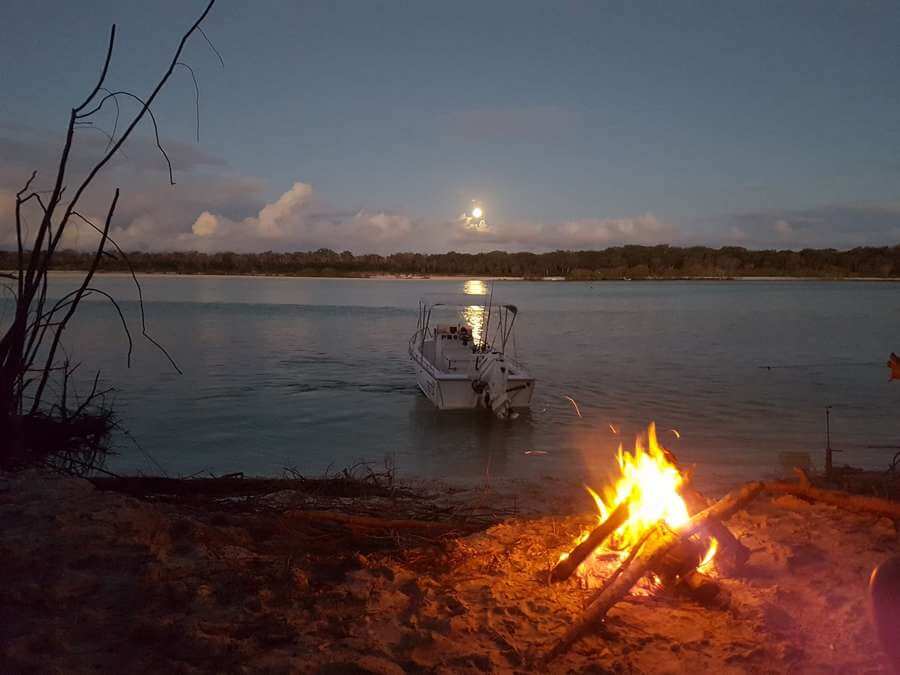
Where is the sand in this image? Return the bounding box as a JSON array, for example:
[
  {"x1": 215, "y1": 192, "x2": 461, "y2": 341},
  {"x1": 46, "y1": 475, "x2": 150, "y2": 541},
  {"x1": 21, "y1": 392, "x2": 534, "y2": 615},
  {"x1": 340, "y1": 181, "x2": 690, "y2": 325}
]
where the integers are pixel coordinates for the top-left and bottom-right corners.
[{"x1": 1, "y1": 471, "x2": 897, "y2": 673}]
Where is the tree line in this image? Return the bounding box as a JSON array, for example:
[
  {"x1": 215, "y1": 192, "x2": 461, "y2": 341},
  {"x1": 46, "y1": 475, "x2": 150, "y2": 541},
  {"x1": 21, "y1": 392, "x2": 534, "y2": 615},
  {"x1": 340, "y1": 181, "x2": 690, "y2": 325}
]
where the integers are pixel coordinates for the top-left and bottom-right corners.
[{"x1": 2, "y1": 244, "x2": 900, "y2": 279}]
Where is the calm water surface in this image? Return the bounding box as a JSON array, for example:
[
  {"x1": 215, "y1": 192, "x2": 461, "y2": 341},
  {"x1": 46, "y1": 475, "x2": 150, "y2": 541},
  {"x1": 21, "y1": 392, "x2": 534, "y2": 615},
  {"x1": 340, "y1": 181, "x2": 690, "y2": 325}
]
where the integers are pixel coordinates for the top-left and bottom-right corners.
[{"x1": 13, "y1": 274, "x2": 900, "y2": 490}]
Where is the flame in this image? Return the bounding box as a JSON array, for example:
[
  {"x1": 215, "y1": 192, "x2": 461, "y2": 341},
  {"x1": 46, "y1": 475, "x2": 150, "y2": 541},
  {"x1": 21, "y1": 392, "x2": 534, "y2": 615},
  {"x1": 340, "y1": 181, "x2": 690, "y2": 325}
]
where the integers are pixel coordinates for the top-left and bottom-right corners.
[
  {"x1": 697, "y1": 537, "x2": 718, "y2": 572},
  {"x1": 568, "y1": 422, "x2": 717, "y2": 586},
  {"x1": 594, "y1": 423, "x2": 689, "y2": 550}
]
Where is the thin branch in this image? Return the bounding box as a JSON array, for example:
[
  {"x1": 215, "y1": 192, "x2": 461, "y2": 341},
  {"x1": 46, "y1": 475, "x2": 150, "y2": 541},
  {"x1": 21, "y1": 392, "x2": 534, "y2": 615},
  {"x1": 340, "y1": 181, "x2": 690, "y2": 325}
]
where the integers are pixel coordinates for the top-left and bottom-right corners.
[
  {"x1": 73, "y1": 123, "x2": 127, "y2": 158},
  {"x1": 71, "y1": 211, "x2": 183, "y2": 374},
  {"x1": 198, "y1": 26, "x2": 224, "y2": 68},
  {"x1": 14, "y1": 172, "x2": 37, "y2": 302},
  {"x1": 30, "y1": 189, "x2": 119, "y2": 415},
  {"x1": 77, "y1": 91, "x2": 174, "y2": 184},
  {"x1": 64, "y1": 0, "x2": 216, "y2": 194},
  {"x1": 99, "y1": 87, "x2": 120, "y2": 153},
  {"x1": 74, "y1": 25, "x2": 116, "y2": 113},
  {"x1": 84, "y1": 287, "x2": 133, "y2": 367},
  {"x1": 176, "y1": 62, "x2": 200, "y2": 143}
]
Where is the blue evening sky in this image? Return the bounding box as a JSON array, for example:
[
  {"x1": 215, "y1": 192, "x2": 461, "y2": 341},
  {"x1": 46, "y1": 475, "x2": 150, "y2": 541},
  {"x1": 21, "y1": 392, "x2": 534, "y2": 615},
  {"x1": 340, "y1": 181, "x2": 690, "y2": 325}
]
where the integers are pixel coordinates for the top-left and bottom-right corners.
[{"x1": 1, "y1": 1, "x2": 899, "y2": 251}]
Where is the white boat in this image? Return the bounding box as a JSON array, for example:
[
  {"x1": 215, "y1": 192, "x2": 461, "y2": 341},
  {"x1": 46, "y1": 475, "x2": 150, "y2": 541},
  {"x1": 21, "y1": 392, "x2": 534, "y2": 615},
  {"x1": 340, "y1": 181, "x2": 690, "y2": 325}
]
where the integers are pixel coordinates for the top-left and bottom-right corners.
[{"x1": 408, "y1": 292, "x2": 535, "y2": 418}]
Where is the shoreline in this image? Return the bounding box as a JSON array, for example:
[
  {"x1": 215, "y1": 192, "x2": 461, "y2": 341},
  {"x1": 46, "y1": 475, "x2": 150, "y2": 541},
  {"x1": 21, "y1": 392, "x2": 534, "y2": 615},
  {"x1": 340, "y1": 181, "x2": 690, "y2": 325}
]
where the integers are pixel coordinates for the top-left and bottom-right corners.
[{"x1": 27, "y1": 270, "x2": 900, "y2": 282}]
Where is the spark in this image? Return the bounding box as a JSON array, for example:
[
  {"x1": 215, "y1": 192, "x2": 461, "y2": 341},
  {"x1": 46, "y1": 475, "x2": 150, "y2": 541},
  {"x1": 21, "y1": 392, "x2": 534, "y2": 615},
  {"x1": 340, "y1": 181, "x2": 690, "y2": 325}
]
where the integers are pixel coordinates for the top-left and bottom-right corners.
[
  {"x1": 564, "y1": 396, "x2": 582, "y2": 418},
  {"x1": 669, "y1": 428, "x2": 681, "y2": 439},
  {"x1": 524, "y1": 450, "x2": 548, "y2": 456},
  {"x1": 608, "y1": 424, "x2": 619, "y2": 435}
]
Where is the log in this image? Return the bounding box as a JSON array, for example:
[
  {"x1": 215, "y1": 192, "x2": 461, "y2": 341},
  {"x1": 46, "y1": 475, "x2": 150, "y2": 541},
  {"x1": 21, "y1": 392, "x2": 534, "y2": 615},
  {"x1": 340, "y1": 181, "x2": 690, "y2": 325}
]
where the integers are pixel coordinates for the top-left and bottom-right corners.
[
  {"x1": 543, "y1": 481, "x2": 763, "y2": 663},
  {"x1": 284, "y1": 510, "x2": 465, "y2": 534},
  {"x1": 668, "y1": 458, "x2": 751, "y2": 571},
  {"x1": 677, "y1": 569, "x2": 721, "y2": 604},
  {"x1": 550, "y1": 497, "x2": 632, "y2": 583},
  {"x1": 655, "y1": 537, "x2": 706, "y2": 580},
  {"x1": 682, "y1": 487, "x2": 751, "y2": 573},
  {"x1": 664, "y1": 447, "x2": 752, "y2": 573},
  {"x1": 766, "y1": 471, "x2": 900, "y2": 520},
  {"x1": 653, "y1": 538, "x2": 722, "y2": 604}
]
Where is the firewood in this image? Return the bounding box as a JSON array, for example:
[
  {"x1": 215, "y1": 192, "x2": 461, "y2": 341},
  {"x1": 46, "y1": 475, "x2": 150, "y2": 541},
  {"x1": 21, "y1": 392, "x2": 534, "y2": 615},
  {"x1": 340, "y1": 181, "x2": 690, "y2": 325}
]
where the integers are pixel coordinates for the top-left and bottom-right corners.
[
  {"x1": 677, "y1": 569, "x2": 721, "y2": 604},
  {"x1": 653, "y1": 539, "x2": 723, "y2": 604},
  {"x1": 681, "y1": 488, "x2": 751, "y2": 574},
  {"x1": 655, "y1": 537, "x2": 706, "y2": 580},
  {"x1": 543, "y1": 481, "x2": 763, "y2": 663},
  {"x1": 664, "y1": 448, "x2": 752, "y2": 573},
  {"x1": 284, "y1": 510, "x2": 465, "y2": 534},
  {"x1": 550, "y1": 497, "x2": 632, "y2": 582},
  {"x1": 766, "y1": 469, "x2": 900, "y2": 520}
]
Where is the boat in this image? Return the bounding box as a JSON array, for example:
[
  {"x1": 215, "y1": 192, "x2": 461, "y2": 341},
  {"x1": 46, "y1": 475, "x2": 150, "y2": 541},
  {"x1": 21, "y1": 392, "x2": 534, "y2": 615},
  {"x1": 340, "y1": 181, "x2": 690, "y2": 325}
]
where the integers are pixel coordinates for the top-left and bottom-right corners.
[{"x1": 408, "y1": 292, "x2": 536, "y2": 418}]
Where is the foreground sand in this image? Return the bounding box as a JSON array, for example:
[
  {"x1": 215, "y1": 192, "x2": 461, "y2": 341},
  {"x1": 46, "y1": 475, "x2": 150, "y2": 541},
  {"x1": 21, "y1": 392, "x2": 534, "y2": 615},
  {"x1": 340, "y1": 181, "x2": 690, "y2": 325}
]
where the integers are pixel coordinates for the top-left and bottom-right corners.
[{"x1": 1, "y1": 471, "x2": 896, "y2": 673}]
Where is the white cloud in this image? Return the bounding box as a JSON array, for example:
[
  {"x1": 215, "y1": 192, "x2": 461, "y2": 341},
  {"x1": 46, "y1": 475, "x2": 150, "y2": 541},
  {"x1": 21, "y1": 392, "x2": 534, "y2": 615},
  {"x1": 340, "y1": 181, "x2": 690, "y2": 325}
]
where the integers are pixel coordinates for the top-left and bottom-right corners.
[
  {"x1": 180, "y1": 182, "x2": 423, "y2": 253},
  {"x1": 191, "y1": 211, "x2": 219, "y2": 237},
  {"x1": 256, "y1": 182, "x2": 313, "y2": 238},
  {"x1": 455, "y1": 213, "x2": 678, "y2": 251}
]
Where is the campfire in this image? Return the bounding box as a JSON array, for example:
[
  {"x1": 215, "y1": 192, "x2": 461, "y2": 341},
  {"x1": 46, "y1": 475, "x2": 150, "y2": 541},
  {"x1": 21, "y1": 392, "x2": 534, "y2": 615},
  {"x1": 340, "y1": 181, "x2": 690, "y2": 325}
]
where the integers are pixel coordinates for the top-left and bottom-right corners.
[{"x1": 545, "y1": 422, "x2": 763, "y2": 661}]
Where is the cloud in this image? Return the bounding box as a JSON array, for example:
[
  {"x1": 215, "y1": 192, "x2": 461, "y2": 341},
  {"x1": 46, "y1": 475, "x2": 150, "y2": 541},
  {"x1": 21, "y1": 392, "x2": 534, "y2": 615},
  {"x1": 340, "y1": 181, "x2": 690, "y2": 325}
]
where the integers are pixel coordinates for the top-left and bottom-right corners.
[
  {"x1": 707, "y1": 204, "x2": 900, "y2": 249},
  {"x1": 191, "y1": 211, "x2": 219, "y2": 237},
  {"x1": 454, "y1": 213, "x2": 678, "y2": 251},
  {"x1": 0, "y1": 125, "x2": 266, "y2": 252},
  {"x1": 5, "y1": 124, "x2": 899, "y2": 255},
  {"x1": 180, "y1": 182, "x2": 423, "y2": 253}
]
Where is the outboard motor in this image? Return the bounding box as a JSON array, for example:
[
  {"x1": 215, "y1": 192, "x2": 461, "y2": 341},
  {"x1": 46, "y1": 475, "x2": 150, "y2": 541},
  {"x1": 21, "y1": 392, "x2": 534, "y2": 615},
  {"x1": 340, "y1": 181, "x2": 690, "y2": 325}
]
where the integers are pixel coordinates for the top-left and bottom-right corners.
[{"x1": 474, "y1": 353, "x2": 511, "y2": 419}]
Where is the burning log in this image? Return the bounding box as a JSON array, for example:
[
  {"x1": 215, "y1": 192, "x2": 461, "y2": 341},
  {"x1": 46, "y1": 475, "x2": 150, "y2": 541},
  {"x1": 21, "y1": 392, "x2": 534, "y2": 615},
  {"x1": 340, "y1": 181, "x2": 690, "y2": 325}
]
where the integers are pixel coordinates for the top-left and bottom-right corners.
[
  {"x1": 543, "y1": 481, "x2": 763, "y2": 663},
  {"x1": 766, "y1": 470, "x2": 900, "y2": 520},
  {"x1": 681, "y1": 487, "x2": 751, "y2": 574},
  {"x1": 653, "y1": 536, "x2": 723, "y2": 604},
  {"x1": 667, "y1": 449, "x2": 751, "y2": 574},
  {"x1": 550, "y1": 496, "x2": 632, "y2": 582},
  {"x1": 678, "y1": 569, "x2": 721, "y2": 604}
]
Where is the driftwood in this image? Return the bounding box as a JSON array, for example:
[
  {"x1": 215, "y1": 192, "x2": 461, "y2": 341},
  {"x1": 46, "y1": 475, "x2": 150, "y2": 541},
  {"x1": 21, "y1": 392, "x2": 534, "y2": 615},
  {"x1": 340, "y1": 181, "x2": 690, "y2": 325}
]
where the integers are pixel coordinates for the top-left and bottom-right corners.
[
  {"x1": 543, "y1": 481, "x2": 763, "y2": 663},
  {"x1": 550, "y1": 498, "x2": 632, "y2": 582},
  {"x1": 767, "y1": 470, "x2": 900, "y2": 520},
  {"x1": 284, "y1": 510, "x2": 466, "y2": 535}
]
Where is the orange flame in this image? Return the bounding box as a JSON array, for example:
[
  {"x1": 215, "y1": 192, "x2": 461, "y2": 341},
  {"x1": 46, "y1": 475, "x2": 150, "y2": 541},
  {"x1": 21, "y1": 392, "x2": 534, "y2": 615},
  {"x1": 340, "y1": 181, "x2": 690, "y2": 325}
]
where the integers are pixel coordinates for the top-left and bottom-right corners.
[
  {"x1": 569, "y1": 422, "x2": 717, "y2": 585},
  {"x1": 593, "y1": 422, "x2": 690, "y2": 550},
  {"x1": 697, "y1": 537, "x2": 718, "y2": 572}
]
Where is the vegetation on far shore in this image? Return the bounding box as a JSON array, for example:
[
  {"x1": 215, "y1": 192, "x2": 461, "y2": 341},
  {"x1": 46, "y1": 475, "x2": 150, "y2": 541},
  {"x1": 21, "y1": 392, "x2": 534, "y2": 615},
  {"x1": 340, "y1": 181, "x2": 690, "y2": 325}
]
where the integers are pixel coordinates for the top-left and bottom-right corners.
[{"x1": 5, "y1": 243, "x2": 900, "y2": 280}]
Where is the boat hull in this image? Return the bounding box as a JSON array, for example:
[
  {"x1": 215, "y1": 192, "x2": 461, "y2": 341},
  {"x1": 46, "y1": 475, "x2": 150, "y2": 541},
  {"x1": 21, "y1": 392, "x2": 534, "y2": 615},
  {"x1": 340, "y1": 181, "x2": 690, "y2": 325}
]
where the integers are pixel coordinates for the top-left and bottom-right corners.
[{"x1": 412, "y1": 350, "x2": 535, "y2": 411}]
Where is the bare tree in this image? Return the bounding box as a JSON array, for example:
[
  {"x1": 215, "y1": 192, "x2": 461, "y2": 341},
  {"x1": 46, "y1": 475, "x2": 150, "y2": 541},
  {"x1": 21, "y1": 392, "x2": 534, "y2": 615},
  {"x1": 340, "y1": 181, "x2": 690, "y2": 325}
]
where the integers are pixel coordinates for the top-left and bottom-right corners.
[{"x1": 0, "y1": 0, "x2": 219, "y2": 469}]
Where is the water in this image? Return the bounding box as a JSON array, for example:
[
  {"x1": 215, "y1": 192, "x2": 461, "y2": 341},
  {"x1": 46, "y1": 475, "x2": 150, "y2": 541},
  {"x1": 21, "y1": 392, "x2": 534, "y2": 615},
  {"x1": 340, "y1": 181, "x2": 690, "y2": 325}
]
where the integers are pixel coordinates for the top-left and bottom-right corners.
[{"x1": 7, "y1": 274, "x2": 900, "y2": 489}]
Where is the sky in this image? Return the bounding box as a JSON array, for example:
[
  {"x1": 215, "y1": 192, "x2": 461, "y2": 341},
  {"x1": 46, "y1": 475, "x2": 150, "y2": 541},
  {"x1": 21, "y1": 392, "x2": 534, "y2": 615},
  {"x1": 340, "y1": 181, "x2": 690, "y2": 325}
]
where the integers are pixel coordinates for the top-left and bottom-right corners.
[{"x1": 1, "y1": 0, "x2": 899, "y2": 254}]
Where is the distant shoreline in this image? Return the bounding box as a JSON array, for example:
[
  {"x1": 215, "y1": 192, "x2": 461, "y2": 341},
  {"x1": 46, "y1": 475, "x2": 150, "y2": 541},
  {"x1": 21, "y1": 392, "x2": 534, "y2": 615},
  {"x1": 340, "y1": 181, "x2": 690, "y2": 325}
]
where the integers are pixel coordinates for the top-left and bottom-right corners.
[
  {"x1": 27, "y1": 270, "x2": 900, "y2": 282},
  {"x1": 4, "y1": 244, "x2": 899, "y2": 281}
]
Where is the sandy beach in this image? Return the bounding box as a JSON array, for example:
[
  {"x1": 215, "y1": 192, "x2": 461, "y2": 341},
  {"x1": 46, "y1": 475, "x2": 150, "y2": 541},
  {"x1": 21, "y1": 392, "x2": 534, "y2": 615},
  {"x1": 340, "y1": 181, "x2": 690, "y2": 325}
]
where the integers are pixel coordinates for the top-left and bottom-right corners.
[{"x1": 2, "y1": 470, "x2": 897, "y2": 673}]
